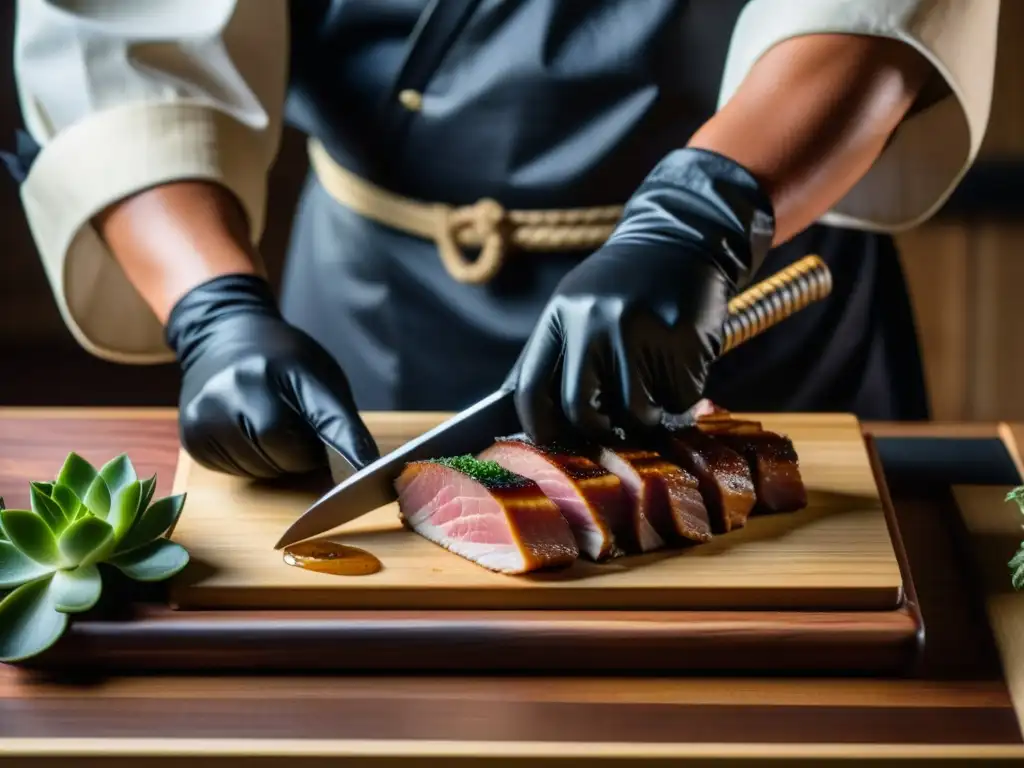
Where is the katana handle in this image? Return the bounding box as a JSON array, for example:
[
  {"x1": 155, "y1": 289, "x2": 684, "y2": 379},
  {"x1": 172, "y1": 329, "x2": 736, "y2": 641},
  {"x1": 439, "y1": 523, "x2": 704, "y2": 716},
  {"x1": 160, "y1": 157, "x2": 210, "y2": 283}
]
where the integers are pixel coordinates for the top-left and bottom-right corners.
[{"x1": 720, "y1": 254, "x2": 832, "y2": 354}]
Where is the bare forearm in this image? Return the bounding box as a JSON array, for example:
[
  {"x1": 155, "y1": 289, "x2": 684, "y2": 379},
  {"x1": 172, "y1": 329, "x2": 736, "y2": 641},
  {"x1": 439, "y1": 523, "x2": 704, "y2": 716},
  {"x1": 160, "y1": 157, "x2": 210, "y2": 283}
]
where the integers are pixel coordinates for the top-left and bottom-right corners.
[
  {"x1": 93, "y1": 182, "x2": 260, "y2": 324},
  {"x1": 688, "y1": 33, "x2": 934, "y2": 245}
]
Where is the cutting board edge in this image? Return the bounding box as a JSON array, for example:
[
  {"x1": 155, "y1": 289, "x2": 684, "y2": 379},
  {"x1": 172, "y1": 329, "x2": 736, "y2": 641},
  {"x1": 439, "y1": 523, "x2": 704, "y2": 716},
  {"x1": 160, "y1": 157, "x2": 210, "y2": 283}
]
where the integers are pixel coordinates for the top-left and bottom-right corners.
[
  {"x1": 27, "y1": 601, "x2": 923, "y2": 675},
  {"x1": 168, "y1": 582, "x2": 905, "y2": 612},
  {"x1": 863, "y1": 432, "x2": 925, "y2": 671}
]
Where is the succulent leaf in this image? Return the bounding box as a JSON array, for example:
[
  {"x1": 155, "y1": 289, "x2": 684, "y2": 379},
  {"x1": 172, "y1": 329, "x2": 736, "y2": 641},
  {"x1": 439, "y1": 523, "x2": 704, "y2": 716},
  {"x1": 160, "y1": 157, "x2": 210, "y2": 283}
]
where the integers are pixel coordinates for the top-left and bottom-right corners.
[
  {"x1": 107, "y1": 481, "x2": 141, "y2": 544},
  {"x1": 83, "y1": 475, "x2": 111, "y2": 520},
  {"x1": 1, "y1": 509, "x2": 60, "y2": 567},
  {"x1": 58, "y1": 515, "x2": 115, "y2": 569},
  {"x1": 56, "y1": 453, "x2": 98, "y2": 503},
  {"x1": 50, "y1": 564, "x2": 102, "y2": 613},
  {"x1": 0, "y1": 575, "x2": 68, "y2": 663},
  {"x1": 1010, "y1": 546, "x2": 1024, "y2": 572},
  {"x1": 29, "y1": 482, "x2": 66, "y2": 532},
  {"x1": 1012, "y1": 540, "x2": 1024, "y2": 591},
  {"x1": 99, "y1": 454, "x2": 137, "y2": 496},
  {"x1": 109, "y1": 539, "x2": 189, "y2": 582},
  {"x1": 138, "y1": 474, "x2": 157, "y2": 516},
  {"x1": 116, "y1": 493, "x2": 186, "y2": 555},
  {"x1": 1013, "y1": 561, "x2": 1024, "y2": 592},
  {"x1": 0, "y1": 454, "x2": 189, "y2": 661},
  {"x1": 51, "y1": 484, "x2": 82, "y2": 522},
  {"x1": 0, "y1": 540, "x2": 53, "y2": 588}
]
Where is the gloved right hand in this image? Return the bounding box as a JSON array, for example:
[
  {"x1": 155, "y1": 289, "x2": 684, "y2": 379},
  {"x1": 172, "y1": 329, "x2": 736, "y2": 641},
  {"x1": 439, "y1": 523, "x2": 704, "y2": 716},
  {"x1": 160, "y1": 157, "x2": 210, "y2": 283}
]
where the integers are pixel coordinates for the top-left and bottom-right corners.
[
  {"x1": 165, "y1": 273, "x2": 380, "y2": 479},
  {"x1": 507, "y1": 148, "x2": 776, "y2": 446}
]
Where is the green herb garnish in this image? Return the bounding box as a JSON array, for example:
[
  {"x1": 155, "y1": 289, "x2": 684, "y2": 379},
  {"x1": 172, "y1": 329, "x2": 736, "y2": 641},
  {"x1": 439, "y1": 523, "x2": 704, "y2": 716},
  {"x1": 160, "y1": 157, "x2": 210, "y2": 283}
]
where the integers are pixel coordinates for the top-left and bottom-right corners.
[
  {"x1": 0, "y1": 452, "x2": 189, "y2": 663},
  {"x1": 430, "y1": 455, "x2": 523, "y2": 486},
  {"x1": 1006, "y1": 486, "x2": 1024, "y2": 590}
]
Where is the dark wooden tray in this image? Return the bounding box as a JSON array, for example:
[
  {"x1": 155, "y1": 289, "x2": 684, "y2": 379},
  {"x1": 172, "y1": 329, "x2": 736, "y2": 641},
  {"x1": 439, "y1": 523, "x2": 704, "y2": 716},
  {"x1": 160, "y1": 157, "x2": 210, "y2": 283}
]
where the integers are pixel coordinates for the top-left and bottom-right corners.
[
  {"x1": 17, "y1": 434, "x2": 924, "y2": 675},
  {"x1": 6, "y1": 412, "x2": 1023, "y2": 763}
]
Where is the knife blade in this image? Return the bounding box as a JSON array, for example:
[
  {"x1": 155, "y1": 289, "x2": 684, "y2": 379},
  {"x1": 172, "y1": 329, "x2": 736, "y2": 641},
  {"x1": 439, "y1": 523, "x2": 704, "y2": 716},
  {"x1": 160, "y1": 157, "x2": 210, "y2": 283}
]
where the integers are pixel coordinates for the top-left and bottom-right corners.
[
  {"x1": 324, "y1": 438, "x2": 359, "y2": 484},
  {"x1": 275, "y1": 388, "x2": 519, "y2": 548},
  {"x1": 274, "y1": 254, "x2": 833, "y2": 549}
]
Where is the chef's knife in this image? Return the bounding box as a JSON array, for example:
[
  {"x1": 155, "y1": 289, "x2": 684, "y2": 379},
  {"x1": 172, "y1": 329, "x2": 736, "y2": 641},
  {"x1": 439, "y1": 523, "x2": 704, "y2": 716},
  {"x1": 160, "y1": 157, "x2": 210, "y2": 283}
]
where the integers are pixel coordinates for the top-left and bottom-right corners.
[
  {"x1": 324, "y1": 441, "x2": 359, "y2": 484},
  {"x1": 274, "y1": 254, "x2": 833, "y2": 549}
]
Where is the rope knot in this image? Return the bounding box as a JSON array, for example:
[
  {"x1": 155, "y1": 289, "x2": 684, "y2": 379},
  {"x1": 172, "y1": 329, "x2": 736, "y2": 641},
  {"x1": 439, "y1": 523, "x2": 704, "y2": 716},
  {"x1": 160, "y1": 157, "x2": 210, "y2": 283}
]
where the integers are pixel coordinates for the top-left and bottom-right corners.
[
  {"x1": 434, "y1": 197, "x2": 510, "y2": 285},
  {"x1": 451, "y1": 197, "x2": 507, "y2": 244}
]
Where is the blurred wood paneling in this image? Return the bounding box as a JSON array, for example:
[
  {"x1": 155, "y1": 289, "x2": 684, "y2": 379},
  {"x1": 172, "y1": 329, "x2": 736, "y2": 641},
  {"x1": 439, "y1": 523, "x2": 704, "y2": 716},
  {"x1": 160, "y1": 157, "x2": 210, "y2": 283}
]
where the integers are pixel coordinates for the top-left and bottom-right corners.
[
  {"x1": 893, "y1": 1, "x2": 1024, "y2": 421},
  {"x1": 0, "y1": 3, "x2": 1023, "y2": 418},
  {"x1": 895, "y1": 224, "x2": 971, "y2": 421},
  {"x1": 968, "y1": 225, "x2": 1024, "y2": 421},
  {"x1": 896, "y1": 221, "x2": 1024, "y2": 422},
  {"x1": 979, "y1": 0, "x2": 1024, "y2": 158}
]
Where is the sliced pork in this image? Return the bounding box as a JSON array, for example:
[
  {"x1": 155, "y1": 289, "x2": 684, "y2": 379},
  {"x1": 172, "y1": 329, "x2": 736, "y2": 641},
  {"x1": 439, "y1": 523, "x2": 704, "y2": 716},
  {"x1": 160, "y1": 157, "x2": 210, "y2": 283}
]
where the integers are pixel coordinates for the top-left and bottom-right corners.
[
  {"x1": 692, "y1": 415, "x2": 807, "y2": 514},
  {"x1": 599, "y1": 446, "x2": 712, "y2": 551},
  {"x1": 710, "y1": 431, "x2": 807, "y2": 514},
  {"x1": 394, "y1": 455, "x2": 579, "y2": 574},
  {"x1": 664, "y1": 427, "x2": 757, "y2": 534},
  {"x1": 478, "y1": 435, "x2": 630, "y2": 560}
]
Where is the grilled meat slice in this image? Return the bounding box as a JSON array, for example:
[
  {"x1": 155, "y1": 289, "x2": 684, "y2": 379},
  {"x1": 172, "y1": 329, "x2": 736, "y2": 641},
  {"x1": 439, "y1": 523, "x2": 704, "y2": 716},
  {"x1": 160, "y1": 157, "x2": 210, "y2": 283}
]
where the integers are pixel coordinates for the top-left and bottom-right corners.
[
  {"x1": 394, "y1": 455, "x2": 579, "y2": 574},
  {"x1": 693, "y1": 415, "x2": 807, "y2": 514},
  {"x1": 664, "y1": 427, "x2": 757, "y2": 533},
  {"x1": 707, "y1": 431, "x2": 807, "y2": 514},
  {"x1": 479, "y1": 435, "x2": 630, "y2": 560},
  {"x1": 599, "y1": 446, "x2": 712, "y2": 551}
]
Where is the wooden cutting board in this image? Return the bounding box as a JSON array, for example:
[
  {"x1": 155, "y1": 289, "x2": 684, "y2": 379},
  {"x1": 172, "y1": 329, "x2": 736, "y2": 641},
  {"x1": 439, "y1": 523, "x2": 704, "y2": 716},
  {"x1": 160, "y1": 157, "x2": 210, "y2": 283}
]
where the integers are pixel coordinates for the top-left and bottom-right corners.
[{"x1": 167, "y1": 412, "x2": 904, "y2": 611}]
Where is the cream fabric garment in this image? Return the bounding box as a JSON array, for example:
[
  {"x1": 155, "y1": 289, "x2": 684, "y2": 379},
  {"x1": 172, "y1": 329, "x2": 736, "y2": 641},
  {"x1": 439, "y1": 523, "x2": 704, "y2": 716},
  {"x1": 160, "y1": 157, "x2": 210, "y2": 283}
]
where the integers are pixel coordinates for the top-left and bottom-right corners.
[
  {"x1": 13, "y1": 0, "x2": 288, "y2": 362},
  {"x1": 11, "y1": 0, "x2": 999, "y2": 363},
  {"x1": 720, "y1": 0, "x2": 1000, "y2": 232}
]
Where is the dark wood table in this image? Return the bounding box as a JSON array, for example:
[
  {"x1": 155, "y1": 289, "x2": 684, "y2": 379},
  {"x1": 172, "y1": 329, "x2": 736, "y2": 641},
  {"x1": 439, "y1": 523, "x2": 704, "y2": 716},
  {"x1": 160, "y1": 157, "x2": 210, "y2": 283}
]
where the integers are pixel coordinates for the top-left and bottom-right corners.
[{"x1": 2, "y1": 408, "x2": 1024, "y2": 765}]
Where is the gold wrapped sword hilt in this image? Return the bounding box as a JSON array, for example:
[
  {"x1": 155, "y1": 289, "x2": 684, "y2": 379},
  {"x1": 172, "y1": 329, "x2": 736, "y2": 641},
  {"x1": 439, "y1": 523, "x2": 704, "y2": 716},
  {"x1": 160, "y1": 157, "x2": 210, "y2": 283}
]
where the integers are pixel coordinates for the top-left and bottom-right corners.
[{"x1": 720, "y1": 254, "x2": 832, "y2": 354}]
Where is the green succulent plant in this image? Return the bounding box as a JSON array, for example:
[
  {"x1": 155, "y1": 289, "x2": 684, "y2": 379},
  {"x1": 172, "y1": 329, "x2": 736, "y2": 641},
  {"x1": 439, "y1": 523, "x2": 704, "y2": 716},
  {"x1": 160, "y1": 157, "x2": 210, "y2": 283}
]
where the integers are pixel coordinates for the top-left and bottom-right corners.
[
  {"x1": 1007, "y1": 486, "x2": 1024, "y2": 591},
  {"x1": 0, "y1": 452, "x2": 188, "y2": 663}
]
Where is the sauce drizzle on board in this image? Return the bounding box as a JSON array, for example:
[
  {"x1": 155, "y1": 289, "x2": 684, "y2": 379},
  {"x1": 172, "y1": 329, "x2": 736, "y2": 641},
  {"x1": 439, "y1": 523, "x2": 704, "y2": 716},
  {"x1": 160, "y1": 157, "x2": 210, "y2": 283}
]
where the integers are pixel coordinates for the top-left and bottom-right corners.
[{"x1": 282, "y1": 540, "x2": 382, "y2": 576}]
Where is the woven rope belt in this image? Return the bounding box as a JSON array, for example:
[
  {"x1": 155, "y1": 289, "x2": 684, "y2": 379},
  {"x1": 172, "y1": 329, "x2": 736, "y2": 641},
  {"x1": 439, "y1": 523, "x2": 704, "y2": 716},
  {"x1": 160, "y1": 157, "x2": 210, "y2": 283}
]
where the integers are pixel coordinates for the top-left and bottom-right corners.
[{"x1": 308, "y1": 138, "x2": 624, "y2": 284}]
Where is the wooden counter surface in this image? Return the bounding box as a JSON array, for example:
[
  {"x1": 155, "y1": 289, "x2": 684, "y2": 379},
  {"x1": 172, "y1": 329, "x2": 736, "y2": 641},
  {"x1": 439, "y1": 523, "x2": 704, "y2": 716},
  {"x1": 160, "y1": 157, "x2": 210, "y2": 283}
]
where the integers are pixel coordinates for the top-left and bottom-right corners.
[{"x1": 2, "y1": 408, "x2": 1024, "y2": 765}]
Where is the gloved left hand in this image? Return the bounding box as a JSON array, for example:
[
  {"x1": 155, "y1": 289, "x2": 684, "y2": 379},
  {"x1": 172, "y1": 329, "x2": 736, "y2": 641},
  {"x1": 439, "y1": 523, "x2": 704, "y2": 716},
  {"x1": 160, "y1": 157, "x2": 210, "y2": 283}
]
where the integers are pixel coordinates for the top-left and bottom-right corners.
[
  {"x1": 166, "y1": 273, "x2": 380, "y2": 479},
  {"x1": 508, "y1": 148, "x2": 776, "y2": 445}
]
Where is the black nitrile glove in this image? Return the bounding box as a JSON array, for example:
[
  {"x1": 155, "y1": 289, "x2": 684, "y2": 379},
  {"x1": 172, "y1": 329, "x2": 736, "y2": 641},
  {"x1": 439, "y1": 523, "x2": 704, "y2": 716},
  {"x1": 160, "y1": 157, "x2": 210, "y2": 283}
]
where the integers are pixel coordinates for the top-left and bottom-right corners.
[
  {"x1": 166, "y1": 274, "x2": 379, "y2": 479},
  {"x1": 509, "y1": 148, "x2": 776, "y2": 445}
]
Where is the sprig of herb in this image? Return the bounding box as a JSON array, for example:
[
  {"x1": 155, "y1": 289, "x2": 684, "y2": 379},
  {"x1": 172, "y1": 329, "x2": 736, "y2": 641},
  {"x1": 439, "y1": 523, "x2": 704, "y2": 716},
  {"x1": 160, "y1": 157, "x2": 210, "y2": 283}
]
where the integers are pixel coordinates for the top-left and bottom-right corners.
[
  {"x1": 0, "y1": 452, "x2": 188, "y2": 663},
  {"x1": 1006, "y1": 486, "x2": 1024, "y2": 590}
]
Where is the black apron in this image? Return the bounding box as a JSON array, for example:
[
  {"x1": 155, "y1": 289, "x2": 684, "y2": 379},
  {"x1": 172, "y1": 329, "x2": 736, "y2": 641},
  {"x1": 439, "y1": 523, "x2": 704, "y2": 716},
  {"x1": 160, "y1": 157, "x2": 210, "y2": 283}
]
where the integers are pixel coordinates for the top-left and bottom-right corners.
[{"x1": 278, "y1": 0, "x2": 930, "y2": 421}]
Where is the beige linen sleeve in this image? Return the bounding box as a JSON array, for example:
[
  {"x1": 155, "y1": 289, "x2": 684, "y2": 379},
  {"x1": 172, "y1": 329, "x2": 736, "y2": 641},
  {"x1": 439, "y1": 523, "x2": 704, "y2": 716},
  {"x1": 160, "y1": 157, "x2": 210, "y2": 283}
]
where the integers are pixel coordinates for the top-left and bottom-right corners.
[
  {"x1": 13, "y1": 0, "x2": 289, "y2": 363},
  {"x1": 717, "y1": 0, "x2": 1000, "y2": 233}
]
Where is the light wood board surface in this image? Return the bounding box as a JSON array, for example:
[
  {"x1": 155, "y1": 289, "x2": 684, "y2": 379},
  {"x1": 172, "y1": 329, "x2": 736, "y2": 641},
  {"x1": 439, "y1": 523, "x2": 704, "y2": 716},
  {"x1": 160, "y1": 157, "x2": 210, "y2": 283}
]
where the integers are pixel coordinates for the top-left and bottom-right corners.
[{"x1": 167, "y1": 412, "x2": 902, "y2": 611}]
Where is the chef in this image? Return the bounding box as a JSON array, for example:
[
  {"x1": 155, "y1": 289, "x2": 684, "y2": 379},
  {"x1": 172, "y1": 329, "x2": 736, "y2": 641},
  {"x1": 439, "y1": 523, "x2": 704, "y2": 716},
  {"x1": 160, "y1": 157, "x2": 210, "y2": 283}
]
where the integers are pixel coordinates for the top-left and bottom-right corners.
[{"x1": 7, "y1": 0, "x2": 999, "y2": 479}]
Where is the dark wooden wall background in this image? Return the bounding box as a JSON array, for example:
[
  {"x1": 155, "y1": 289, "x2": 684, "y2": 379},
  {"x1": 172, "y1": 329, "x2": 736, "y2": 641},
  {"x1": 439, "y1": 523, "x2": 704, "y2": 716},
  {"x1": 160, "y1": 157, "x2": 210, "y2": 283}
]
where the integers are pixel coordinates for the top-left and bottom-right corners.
[{"x1": 1, "y1": 3, "x2": 1023, "y2": 419}]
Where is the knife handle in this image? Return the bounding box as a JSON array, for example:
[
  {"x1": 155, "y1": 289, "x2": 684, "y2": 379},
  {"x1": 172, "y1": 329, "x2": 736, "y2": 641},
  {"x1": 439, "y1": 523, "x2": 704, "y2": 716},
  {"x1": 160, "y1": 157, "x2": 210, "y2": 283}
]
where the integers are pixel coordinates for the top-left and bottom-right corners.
[{"x1": 720, "y1": 254, "x2": 832, "y2": 354}]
